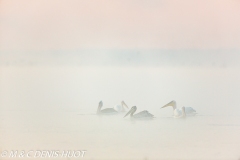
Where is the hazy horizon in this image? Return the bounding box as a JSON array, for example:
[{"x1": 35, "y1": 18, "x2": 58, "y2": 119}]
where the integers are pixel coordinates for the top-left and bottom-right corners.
[{"x1": 1, "y1": 50, "x2": 240, "y2": 68}]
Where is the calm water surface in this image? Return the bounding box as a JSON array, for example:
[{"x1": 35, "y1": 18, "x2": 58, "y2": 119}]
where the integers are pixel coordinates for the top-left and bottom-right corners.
[{"x1": 0, "y1": 66, "x2": 240, "y2": 160}]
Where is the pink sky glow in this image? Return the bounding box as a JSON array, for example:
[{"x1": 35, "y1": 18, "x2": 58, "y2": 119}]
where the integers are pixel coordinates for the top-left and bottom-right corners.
[{"x1": 0, "y1": 0, "x2": 240, "y2": 51}]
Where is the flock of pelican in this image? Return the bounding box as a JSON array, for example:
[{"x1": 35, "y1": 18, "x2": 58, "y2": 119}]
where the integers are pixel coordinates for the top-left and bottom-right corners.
[{"x1": 97, "y1": 100, "x2": 197, "y2": 119}]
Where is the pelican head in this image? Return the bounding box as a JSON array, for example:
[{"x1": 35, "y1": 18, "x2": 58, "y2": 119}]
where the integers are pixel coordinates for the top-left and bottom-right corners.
[
  {"x1": 161, "y1": 100, "x2": 176, "y2": 110},
  {"x1": 97, "y1": 101, "x2": 103, "y2": 114},
  {"x1": 124, "y1": 106, "x2": 137, "y2": 118}
]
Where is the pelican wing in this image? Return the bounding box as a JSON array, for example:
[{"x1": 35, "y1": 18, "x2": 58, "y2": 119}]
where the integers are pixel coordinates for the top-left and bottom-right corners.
[
  {"x1": 185, "y1": 107, "x2": 196, "y2": 113},
  {"x1": 133, "y1": 110, "x2": 154, "y2": 118}
]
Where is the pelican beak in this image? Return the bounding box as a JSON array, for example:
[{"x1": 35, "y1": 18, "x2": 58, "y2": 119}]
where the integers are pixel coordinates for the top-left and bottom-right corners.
[
  {"x1": 124, "y1": 108, "x2": 133, "y2": 118},
  {"x1": 121, "y1": 101, "x2": 129, "y2": 109},
  {"x1": 161, "y1": 104, "x2": 168, "y2": 108},
  {"x1": 161, "y1": 101, "x2": 174, "y2": 109}
]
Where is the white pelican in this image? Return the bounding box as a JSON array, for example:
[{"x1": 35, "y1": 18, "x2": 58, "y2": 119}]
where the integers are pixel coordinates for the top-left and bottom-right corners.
[
  {"x1": 124, "y1": 106, "x2": 154, "y2": 119},
  {"x1": 97, "y1": 101, "x2": 128, "y2": 115},
  {"x1": 161, "y1": 100, "x2": 196, "y2": 117},
  {"x1": 113, "y1": 101, "x2": 129, "y2": 112}
]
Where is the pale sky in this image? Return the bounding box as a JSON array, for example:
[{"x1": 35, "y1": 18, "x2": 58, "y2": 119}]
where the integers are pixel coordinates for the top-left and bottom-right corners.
[{"x1": 0, "y1": 0, "x2": 240, "y2": 52}]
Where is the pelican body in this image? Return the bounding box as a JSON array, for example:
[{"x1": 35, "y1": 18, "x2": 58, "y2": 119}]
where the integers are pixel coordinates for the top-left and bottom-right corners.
[
  {"x1": 124, "y1": 106, "x2": 154, "y2": 119},
  {"x1": 97, "y1": 101, "x2": 128, "y2": 115},
  {"x1": 161, "y1": 100, "x2": 196, "y2": 117}
]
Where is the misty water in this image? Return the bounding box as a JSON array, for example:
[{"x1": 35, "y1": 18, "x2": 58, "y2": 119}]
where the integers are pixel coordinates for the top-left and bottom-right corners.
[{"x1": 1, "y1": 63, "x2": 240, "y2": 160}]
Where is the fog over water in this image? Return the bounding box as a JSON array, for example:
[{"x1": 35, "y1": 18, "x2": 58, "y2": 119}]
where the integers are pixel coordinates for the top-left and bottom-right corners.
[
  {"x1": 0, "y1": 52, "x2": 240, "y2": 160},
  {"x1": 1, "y1": 0, "x2": 240, "y2": 159}
]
